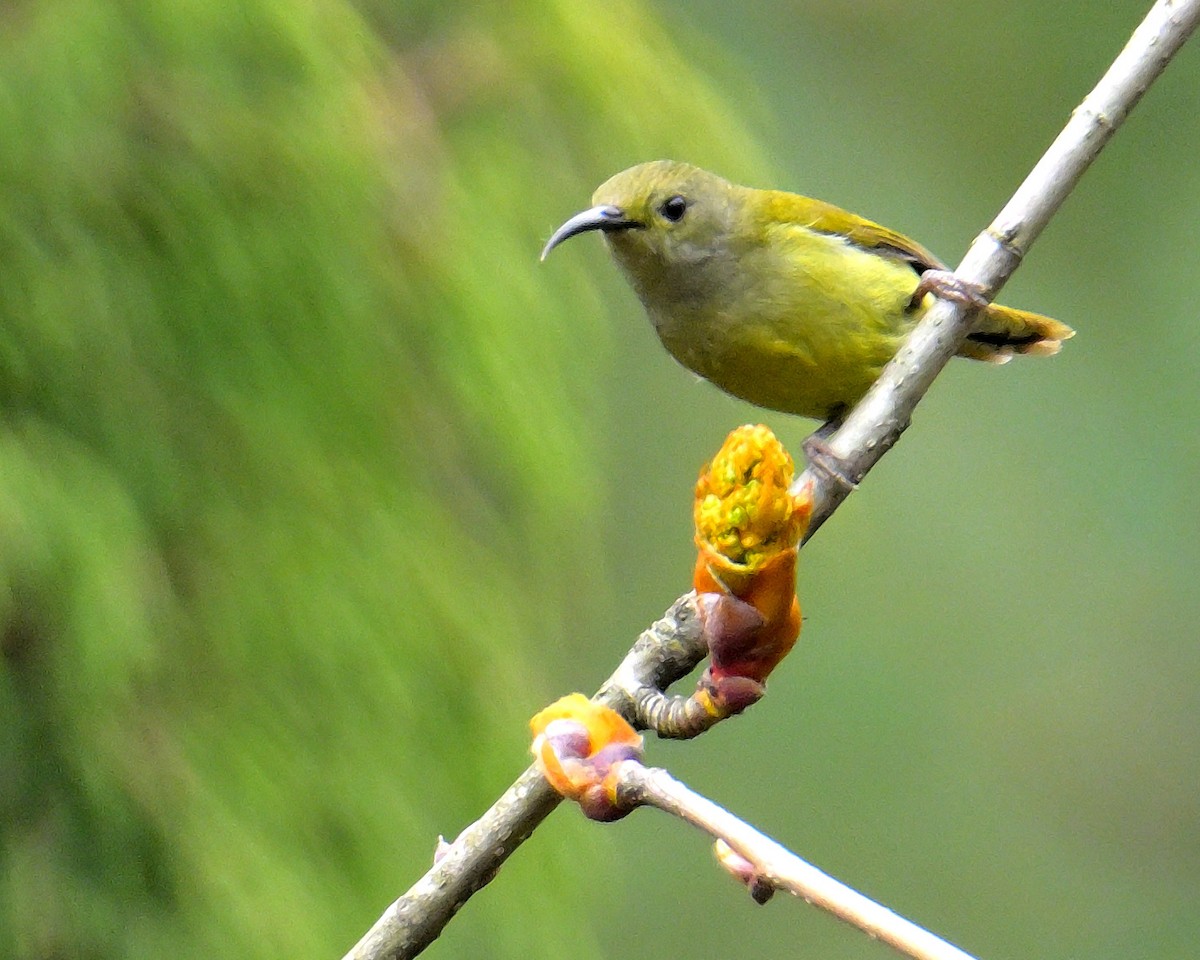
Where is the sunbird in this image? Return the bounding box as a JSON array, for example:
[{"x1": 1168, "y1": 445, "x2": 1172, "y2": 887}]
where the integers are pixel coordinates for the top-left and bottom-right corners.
[{"x1": 542, "y1": 161, "x2": 1073, "y2": 422}]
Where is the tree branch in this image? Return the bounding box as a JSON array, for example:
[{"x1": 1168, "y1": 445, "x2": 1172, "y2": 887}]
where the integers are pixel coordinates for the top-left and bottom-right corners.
[
  {"x1": 803, "y1": 0, "x2": 1200, "y2": 538},
  {"x1": 612, "y1": 760, "x2": 979, "y2": 960},
  {"x1": 341, "y1": 2, "x2": 1200, "y2": 957},
  {"x1": 341, "y1": 597, "x2": 706, "y2": 960}
]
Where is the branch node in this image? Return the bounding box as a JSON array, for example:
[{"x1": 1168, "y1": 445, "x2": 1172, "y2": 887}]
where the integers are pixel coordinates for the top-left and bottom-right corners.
[{"x1": 979, "y1": 226, "x2": 1026, "y2": 264}]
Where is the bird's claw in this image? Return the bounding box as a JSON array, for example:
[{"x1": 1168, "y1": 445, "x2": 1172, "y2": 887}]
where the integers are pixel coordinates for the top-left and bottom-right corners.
[
  {"x1": 908, "y1": 269, "x2": 990, "y2": 312},
  {"x1": 802, "y1": 432, "x2": 858, "y2": 496}
]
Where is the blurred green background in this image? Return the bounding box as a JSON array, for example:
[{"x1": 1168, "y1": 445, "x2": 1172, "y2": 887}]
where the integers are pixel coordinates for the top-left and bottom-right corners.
[{"x1": 1, "y1": 1, "x2": 1197, "y2": 958}]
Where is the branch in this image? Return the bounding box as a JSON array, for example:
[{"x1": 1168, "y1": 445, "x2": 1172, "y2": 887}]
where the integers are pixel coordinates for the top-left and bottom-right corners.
[
  {"x1": 803, "y1": 0, "x2": 1200, "y2": 538},
  {"x1": 341, "y1": 3, "x2": 1200, "y2": 957},
  {"x1": 612, "y1": 760, "x2": 979, "y2": 960},
  {"x1": 341, "y1": 597, "x2": 706, "y2": 960}
]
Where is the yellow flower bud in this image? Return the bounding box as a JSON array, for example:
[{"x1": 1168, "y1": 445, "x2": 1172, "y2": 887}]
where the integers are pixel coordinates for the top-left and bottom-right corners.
[{"x1": 694, "y1": 424, "x2": 809, "y2": 579}]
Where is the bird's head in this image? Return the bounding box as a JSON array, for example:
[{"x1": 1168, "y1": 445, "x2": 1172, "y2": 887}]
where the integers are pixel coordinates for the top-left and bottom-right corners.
[{"x1": 542, "y1": 161, "x2": 744, "y2": 301}]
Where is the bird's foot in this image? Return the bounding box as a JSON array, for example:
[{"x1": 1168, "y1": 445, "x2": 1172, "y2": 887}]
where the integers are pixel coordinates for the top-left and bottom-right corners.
[
  {"x1": 801, "y1": 431, "x2": 858, "y2": 496},
  {"x1": 908, "y1": 269, "x2": 990, "y2": 312}
]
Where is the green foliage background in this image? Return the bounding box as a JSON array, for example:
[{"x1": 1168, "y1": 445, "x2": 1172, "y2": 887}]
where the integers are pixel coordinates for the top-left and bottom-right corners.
[{"x1": 1, "y1": 1, "x2": 1197, "y2": 958}]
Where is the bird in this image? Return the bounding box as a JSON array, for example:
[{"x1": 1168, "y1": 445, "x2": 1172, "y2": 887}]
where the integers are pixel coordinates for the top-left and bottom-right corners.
[{"x1": 541, "y1": 160, "x2": 1072, "y2": 423}]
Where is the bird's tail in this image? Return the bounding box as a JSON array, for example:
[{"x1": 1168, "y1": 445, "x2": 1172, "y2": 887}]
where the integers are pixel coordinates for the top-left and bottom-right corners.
[{"x1": 957, "y1": 303, "x2": 1075, "y2": 363}]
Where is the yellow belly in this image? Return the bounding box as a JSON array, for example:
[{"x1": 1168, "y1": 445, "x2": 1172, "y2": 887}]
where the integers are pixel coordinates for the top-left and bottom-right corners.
[{"x1": 652, "y1": 229, "x2": 921, "y2": 419}]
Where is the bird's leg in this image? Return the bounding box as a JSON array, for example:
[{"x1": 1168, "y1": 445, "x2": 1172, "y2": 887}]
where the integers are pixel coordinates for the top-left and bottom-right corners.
[
  {"x1": 801, "y1": 415, "x2": 858, "y2": 495},
  {"x1": 907, "y1": 269, "x2": 990, "y2": 312}
]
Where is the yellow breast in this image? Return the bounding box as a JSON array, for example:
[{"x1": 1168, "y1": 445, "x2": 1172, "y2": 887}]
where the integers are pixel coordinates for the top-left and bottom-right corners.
[{"x1": 650, "y1": 224, "x2": 921, "y2": 419}]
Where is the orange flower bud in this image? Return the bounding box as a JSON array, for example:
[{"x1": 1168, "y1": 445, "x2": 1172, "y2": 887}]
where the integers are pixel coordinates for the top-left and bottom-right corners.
[
  {"x1": 691, "y1": 426, "x2": 813, "y2": 714},
  {"x1": 530, "y1": 694, "x2": 643, "y2": 819}
]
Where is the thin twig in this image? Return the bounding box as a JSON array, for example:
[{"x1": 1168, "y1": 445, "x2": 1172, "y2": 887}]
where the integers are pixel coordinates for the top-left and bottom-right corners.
[
  {"x1": 341, "y1": 3, "x2": 1200, "y2": 957},
  {"x1": 613, "y1": 760, "x2": 979, "y2": 960}
]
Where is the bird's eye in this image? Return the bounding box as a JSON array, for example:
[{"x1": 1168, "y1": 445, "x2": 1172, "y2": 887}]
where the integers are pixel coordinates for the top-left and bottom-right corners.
[{"x1": 659, "y1": 195, "x2": 688, "y2": 222}]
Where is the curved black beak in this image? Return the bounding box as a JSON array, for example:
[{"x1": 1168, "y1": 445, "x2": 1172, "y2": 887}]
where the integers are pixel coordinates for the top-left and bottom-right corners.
[{"x1": 540, "y1": 205, "x2": 641, "y2": 260}]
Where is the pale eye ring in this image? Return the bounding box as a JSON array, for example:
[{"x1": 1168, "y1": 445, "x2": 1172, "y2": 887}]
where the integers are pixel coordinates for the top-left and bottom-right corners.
[{"x1": 659, "y1": 195, "x2": 688, "y2": 222}]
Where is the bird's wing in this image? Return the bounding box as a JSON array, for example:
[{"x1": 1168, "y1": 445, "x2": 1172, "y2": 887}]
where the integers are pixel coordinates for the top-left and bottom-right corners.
[{"x1": 760, "y1": 191, "x2": 948, "y2": 275}]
